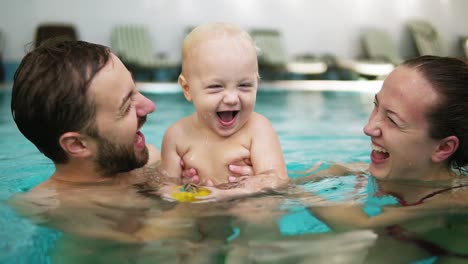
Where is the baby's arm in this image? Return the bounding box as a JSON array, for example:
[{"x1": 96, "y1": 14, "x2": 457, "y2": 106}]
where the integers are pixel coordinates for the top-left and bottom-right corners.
[
  {"x1": 159, "y1": 125, "x2": 184, "y2": 182},
  {"x1": 247, "y1": 114, "x2": 289, "y2": 190}
]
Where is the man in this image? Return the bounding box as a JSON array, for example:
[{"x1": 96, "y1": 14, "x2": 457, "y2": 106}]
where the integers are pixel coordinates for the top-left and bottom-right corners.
[{"x1": 10, "y1": 40, "x2": 183, "y2": 242}]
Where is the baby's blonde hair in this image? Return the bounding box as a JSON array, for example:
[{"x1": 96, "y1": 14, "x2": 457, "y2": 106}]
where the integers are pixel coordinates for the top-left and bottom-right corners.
[{"x1": 181, "y1": 22, "x2": 258, "y2": 77}]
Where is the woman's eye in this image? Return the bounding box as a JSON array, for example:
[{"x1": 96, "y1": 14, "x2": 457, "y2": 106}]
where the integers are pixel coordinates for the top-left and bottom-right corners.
[
  {"x1": 387, "y1": 116, "x2": 397, "y2": 125},
  {"x1": 371, "y1": 101, "x2": 378, "y2": 112}
]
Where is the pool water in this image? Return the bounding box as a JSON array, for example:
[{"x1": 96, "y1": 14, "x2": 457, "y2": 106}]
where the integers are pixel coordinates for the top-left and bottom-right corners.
[{"x1": 1, "y1": 85, "x2": 467, "y2": 263}]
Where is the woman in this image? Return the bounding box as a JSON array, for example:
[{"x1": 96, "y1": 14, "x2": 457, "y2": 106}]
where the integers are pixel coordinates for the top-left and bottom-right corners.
[
  {"x1": 302, "y1": 55, "x2": 468, "y2": 262},
  {"x1": 309, "y1": 55, "x2": 468, "y2": 221}
]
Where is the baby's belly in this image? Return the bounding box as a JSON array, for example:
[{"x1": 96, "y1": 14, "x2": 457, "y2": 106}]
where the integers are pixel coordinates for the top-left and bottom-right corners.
[{"x1": 182, "y1": 149, "x2": 250, "y2": 184}]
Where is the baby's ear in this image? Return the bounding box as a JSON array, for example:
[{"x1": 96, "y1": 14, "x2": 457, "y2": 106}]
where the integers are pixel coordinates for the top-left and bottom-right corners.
[
  {"x1": 432, "y1": 135, "x2": 459, "y2": 163},
  {"x1": 178, "y1": 74, "x2": 192, "y2": 102}
]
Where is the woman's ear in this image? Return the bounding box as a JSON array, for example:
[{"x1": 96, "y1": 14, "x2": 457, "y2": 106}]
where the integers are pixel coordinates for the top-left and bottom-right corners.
[
  {"x1": 179, "y1": 74, "x2": 192, "y2": 102},
  {"x1": 432, "y1": 135, "x2": 459, "y2": 163},
  {"x1": 59, "y1": 132, "x2": 92, "y2": 158}
]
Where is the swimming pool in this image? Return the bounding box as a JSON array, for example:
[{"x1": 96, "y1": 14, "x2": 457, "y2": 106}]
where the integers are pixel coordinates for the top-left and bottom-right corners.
[{"x1": 1, "y1": 82, "x2": 466, "y2": 263}]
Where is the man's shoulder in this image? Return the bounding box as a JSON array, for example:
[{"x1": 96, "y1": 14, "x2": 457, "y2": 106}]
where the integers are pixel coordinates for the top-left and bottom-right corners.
[
  {"x1": 145, "y1": 144, "x2": 161, "y2": 165},
  {"x1": 8, "y1": 181, "x2": 60, "y2": 219}
]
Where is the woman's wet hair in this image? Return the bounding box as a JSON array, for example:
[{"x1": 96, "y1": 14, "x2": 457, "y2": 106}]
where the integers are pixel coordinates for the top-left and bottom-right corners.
[
  {"x1": 11, "y1": 40, "x2": 110, "y2": 163},
  {"x1": 402, "y1": 55, "x2": 468, "y2": 168}
]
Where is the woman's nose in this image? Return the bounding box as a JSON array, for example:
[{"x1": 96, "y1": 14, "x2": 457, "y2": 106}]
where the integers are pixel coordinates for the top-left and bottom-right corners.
[
  {"x1": 135, "y1": 93, "x2": 156, "y2": 116},
  {"x1": 363, "y1": 112, "x2": 381, "y2": 137}
]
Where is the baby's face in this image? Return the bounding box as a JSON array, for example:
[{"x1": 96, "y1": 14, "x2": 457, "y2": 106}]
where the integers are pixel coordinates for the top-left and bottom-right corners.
[{"x1": 184, "y1": 35, "x2": 259, "y2": 137}]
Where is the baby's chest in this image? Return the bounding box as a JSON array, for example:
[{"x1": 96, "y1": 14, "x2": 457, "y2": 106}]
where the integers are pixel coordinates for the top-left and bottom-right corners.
[
  {"x1": 181, "y1": 139, "x2": 251, "y2": 181},
  {"x1": 184, "y1": 140, "x2": 251, "y2": 166}
]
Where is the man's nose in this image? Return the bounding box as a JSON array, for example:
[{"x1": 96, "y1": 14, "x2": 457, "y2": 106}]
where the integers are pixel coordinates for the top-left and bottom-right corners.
[{"x1": 135, "y1": 93, "x2": 156, "y2": 116}]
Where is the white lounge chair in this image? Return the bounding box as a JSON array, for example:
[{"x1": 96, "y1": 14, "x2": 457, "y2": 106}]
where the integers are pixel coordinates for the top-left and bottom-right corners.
[
  {"x1": 407, "y1": 20, "x2": 444, "y2": 56},
  {"x1": 250, "y1": 29, "x2": 327, "y2": 80},
  {"x1": 111, "y1": 25, "x2": 179, "y2": 81}
]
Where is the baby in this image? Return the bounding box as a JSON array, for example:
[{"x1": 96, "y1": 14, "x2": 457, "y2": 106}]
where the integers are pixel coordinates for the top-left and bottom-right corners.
[{"x1": 159, "y1": 22, "x2": 287, "y2": 187}]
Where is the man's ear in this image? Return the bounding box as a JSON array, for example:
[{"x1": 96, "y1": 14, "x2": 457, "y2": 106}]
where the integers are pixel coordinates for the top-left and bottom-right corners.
[
  {"x1": 178, "y1": 74, "x2": 192, "y2": 102},
  {"x1": 59, "y1": 132, "x2": 92, "y2": 158},
  {"x1": 432, "y1": 136, "x2": 459, "y2": 163}
]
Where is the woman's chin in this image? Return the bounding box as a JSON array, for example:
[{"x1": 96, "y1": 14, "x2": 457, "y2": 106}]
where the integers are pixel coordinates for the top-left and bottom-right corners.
[{"x1": 368, "y1": 165, "x2": 389, "y2": 179}]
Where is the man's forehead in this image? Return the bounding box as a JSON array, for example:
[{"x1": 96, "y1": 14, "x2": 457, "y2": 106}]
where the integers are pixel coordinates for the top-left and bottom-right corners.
[{"x1": 87, "y1": 54, "x2": 133, "y2": 108}]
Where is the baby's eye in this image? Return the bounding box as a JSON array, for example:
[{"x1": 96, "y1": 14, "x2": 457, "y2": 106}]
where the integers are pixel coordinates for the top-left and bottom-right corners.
[
  {"x1": 239, "y1": 83, "x2": 254, "y2": 91},
  {"x1": 207, "y1": 84, "x2": 223, "y2": 89}
]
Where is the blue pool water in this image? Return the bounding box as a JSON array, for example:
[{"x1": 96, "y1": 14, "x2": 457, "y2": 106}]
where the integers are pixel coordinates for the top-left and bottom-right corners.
[{"x1": 1, "y1": 83, "x2": 466, "y2": 263}]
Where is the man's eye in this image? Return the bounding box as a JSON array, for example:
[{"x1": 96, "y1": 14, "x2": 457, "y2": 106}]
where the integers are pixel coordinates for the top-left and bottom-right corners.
[{"x1": 124, "y1": 104, "x2": 132, "y2": 114}]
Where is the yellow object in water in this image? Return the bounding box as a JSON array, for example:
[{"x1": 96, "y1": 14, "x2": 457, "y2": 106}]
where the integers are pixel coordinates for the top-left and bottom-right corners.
[{"x1": 171, "y1": 184, "x2": 211, "y2": 202}]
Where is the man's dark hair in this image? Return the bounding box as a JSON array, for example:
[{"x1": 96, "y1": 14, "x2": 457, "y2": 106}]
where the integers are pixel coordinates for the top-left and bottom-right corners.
[{"x1": 11, "y1": 40, "x2": 111, "y2": 163}]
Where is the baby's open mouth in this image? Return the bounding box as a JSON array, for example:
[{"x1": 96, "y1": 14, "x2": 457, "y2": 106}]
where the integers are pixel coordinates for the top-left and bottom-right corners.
[
  {"x1": 217, "y1": 111, "x2": 239, "y2": 123},
  {"x1": 216, "y1": 111, "x2": 239, "y2": 126}
]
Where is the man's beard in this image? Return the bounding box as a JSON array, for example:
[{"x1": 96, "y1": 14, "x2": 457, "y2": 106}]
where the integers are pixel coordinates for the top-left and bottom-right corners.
[{"x1": 94, "y1": 134, "x2": 149, "y2": 176}]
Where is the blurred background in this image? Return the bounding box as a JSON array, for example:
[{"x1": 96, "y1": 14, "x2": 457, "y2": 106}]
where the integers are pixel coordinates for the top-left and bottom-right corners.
[{"x1": 1, "y1": 0, "x2": 467, "y2": 82}]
